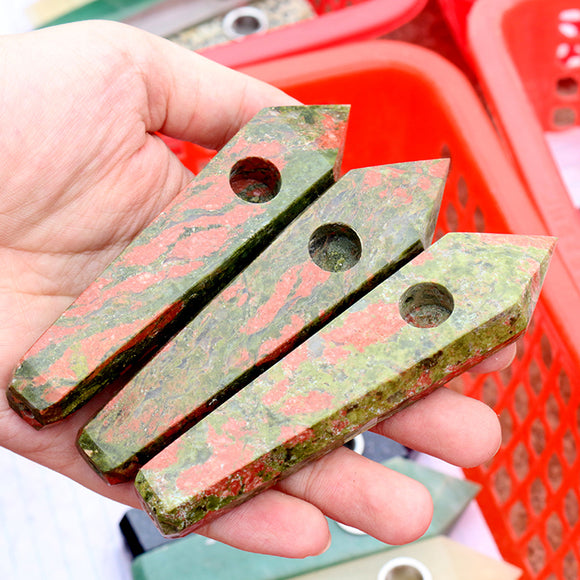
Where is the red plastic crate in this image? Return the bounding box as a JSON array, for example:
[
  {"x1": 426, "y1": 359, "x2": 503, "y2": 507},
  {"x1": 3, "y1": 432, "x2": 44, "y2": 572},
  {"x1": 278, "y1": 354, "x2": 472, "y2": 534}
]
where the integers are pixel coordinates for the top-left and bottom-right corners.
[
  {"x1": 198, "y1": 0, "x2": 427, "y2": 67},
  {"x1": 436, "y1": 0, "x2": 476, "y2": 56},
  {"x1": 178, "y1": 40, "x2": 580, "y2": 579},
  {"x1": 468, "y1": 0, "x2": 580, "y2": 307}
]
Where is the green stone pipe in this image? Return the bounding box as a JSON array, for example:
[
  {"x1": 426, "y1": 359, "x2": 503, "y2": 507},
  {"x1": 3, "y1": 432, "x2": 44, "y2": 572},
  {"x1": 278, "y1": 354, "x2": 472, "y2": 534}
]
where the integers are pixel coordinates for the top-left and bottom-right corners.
[
  {"x1": 135, "y1": 232, "x2": 554, "y2": 537},
  {"x1": 77, "y1": 160, "x2": 447, "y2": 484},
  {"x1": 8, "y1": 105, "x2": 348, "y2": 428}
]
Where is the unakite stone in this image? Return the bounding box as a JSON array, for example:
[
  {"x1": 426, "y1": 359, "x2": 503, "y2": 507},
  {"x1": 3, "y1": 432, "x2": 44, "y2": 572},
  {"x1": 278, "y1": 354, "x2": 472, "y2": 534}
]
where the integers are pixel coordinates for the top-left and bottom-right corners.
[
  {"x1": 77, "y1": 160, "x2": 448, "y2": 484},
  {"x1": 135, "y1": 232, "x2": 554, "y2": 537},
  {"x1": 129, "y1": 457, "x2": 479, "y2": 580},
  {"x1": 8, "y1": 105, "x2": 348, "y2": 428}
]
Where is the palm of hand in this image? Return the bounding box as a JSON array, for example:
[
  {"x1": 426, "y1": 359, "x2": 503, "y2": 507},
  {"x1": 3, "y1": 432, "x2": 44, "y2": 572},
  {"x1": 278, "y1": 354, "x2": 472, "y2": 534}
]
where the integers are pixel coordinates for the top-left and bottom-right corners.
[{"x1": 0, "y1": 21, "x2": 505, "y2": 558}]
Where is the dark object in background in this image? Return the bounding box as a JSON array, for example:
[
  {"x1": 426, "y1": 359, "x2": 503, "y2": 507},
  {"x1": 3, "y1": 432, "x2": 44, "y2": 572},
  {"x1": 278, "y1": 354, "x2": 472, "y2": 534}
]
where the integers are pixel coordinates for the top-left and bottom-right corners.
[{"x1": 120, "y1": 509, "x2": 172, "y2": 558}]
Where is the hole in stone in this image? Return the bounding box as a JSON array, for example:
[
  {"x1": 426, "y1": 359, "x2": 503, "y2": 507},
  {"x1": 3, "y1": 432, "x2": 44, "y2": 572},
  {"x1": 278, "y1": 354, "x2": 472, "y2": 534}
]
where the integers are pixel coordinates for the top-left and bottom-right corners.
[
  {"x1": 457, "y1": 176, "x2": 468, "y2": 208},
  {"x1": 399, "y1": 283, "x2": 454, "y2": 328},
  {"x1": 514, "y1": 384, "x2": 529, "y2": 421},
  {"x1": 308, "y1": 223, "x2": 362, "y2": 272},
  {"x1": 564, "y1": 551, "x2": 579, "y2": 580},
  {"x1": 482, "y1": 377, "x2": 498, "y2": 408},
  {"x1": 513, "y1": 443, "x2": 530, "y2": 480},
  {"x1": 553, "y1": 107, "x2": 577, "y2": 127},
  {"x1": 557, "y1": 76, "x2": 579, "y2": 96},
  {"x1": 531, "y1": 419, "x2": 546, "y2": 455},
  {"x1": 565, "y1": 490, "x2": 579, "y2": 526},
  {"x1": 547, "y1": 513, "x2": 564, "y2": 550},
  {"x1": 562, "y1": 430, "x2": 577, "y2": 465},
  {"x1": 510, "y1": 500, "x2": 528, "y2": 536},
  {"x1": 530, "y1": 478, "x2": 547, "y2": 514},
  {"x1": 494, "y1": 466, "x2": 512, "y2": 503},
  {"x1": 548, "y1": 454, "x2": 563, "y2": 490},
  {"x1": 528, "y1": 536, "x2": 546, "y2": 574},
  {"x1": 445, "y1": 202, "x2": 459, "y2": 231},
  {"x1": 546, "y1": 395, "x2": 560, "y2": 431},
  {"x1": 559, "y1": 370, "x2": 571, "y2": 404},
  {"x1": 229, "y1": 157, "x2": 281, "y2": 203},
  {"x1": 343, "y1": 433, "x2": 365, "y2": 455},
  {"x1": 474, "y1": 206, "x2": 486, "y2": 232}
]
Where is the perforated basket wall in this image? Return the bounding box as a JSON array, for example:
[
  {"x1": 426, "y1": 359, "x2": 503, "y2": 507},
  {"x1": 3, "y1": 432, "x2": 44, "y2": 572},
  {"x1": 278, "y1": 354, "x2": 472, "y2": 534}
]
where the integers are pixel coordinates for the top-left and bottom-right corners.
[{"x1": 468, "y1": 0, "x2": 580, "y2": 300}]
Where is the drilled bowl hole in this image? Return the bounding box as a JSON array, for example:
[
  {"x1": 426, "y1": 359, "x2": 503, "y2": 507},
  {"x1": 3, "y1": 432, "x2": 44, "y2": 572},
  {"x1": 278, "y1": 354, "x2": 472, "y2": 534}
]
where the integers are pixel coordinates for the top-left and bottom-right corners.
[
  {"x1": 308, "y1": 223, "x2": 362, "y2": 272},
  {"x1": 399, "y1": 283, "x2": 454, "y2": 328},
  {"x1": 229, "y1": 157, "x2": 281, "y2": 203},
  {"x1": 223, "y1": 7, "x2": 268, "y2": 37}
]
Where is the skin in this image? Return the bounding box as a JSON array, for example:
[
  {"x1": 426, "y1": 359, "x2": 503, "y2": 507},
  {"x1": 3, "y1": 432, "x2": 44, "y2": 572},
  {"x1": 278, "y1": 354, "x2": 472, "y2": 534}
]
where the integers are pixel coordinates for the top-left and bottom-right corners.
[{"x1": 0, "y1": 21, "x2": 511, "y2": 558}]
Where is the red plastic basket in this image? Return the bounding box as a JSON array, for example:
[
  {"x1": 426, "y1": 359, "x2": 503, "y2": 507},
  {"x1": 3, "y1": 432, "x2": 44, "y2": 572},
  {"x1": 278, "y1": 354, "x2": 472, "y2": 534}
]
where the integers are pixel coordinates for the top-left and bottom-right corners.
[
  {"x1": 198, "y1": 0, "x2": 427, "y2": 67},
  {"x1": 436, "y1": 0, "x2": 476, "y2": 56},
  {"x1": 177, "y1": 41, "x2": 580, "y2": 579},
  {"x1": 468, "y1": 0, "x2": 580, "y2": 306}
]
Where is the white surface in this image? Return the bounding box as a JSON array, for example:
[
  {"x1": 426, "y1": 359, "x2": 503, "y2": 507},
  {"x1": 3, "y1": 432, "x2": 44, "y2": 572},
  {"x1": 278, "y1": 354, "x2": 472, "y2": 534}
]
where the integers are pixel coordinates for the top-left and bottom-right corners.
[
  {"x1": 0, "y1": 0, "x2": 34, "y2": 35},
  {"x1": 545, "y1": 127, "x2": 580, "y2": 208},
  {"x1": 0, "y1": 446, "x2": 133, "y2": 580}
]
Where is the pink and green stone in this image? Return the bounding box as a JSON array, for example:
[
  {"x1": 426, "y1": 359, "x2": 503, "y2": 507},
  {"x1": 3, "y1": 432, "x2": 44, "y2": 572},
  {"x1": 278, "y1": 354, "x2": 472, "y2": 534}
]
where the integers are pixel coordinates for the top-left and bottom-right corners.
[
  {"x1": 7, "y1": 105, "x2": 349, "y2": 428},
  {"x1": 77, "y1": 160, "x2": 448, "y2": 483},
  {"x1": 134, "y1": 232, "x2": 555, "y2": 537}
]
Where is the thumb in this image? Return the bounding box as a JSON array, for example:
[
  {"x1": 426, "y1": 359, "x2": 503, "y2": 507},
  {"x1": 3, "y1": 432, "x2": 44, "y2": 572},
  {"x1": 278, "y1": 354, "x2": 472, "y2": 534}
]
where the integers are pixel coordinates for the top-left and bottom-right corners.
[{"x1": 114, "y1": 21, "x2": 299, "y2": 149}]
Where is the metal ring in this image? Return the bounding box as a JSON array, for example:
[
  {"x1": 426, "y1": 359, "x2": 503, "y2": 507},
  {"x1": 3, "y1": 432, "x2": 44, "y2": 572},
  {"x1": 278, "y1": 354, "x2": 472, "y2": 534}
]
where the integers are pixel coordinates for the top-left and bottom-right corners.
[
  {"x1": 222, "y1": 7, "x2": 269, "y2": 39},
  {"x1": 377, "y1": 557, "x2": 433, "y2": 580}
]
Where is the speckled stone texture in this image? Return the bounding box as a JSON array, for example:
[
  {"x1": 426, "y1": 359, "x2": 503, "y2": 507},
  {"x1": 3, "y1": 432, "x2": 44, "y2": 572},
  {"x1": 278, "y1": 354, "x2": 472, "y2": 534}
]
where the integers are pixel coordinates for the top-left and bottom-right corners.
[
  {"x1": 134, "y1": 233, "x2": 554, "y2": 537},
  {"x1": 169, "y1": 0, "x2": 316, "y2": 51},
  {"x1": 7, "y1": 106, "x2": 348, "y2": 428},
  {"x1": 77, "y1": 160, "x2": 448, "y2": 484}
]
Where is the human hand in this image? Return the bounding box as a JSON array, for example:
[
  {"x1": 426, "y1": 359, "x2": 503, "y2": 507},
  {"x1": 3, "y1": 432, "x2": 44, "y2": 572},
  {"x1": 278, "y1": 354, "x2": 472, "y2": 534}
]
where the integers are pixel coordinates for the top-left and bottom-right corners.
[{"x1": 0, "y1": 21, "x2": 509, "y2": 557}]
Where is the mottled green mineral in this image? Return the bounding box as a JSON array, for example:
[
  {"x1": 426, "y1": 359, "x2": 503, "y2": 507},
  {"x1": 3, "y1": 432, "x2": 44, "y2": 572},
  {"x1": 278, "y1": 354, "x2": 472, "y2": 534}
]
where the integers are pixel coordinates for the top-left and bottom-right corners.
[
  {"x1": 8, "y1": 105, "x2": 349, "y2": 428},
  {"x1": 135, "y1": 232, "x2": 554, "y2": 537},
  {"x1": 77, "y1": 160, "x2": 447, "y2": 483}
]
